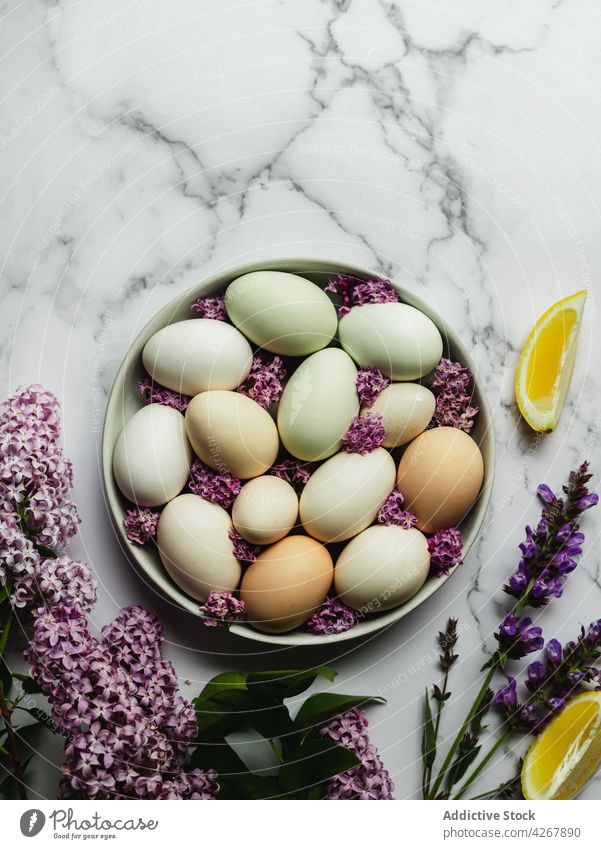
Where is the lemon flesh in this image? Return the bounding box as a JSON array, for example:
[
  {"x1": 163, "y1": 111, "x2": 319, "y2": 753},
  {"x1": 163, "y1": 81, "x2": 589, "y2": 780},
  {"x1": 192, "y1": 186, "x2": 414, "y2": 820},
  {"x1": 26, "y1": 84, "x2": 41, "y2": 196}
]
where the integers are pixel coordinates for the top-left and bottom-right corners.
[
  {"x1": 516, "y1": 290, "x2": 586, "y2": 432},
  {"x1": 522, "y1": 693, "x2": 601, "y2": 800}
]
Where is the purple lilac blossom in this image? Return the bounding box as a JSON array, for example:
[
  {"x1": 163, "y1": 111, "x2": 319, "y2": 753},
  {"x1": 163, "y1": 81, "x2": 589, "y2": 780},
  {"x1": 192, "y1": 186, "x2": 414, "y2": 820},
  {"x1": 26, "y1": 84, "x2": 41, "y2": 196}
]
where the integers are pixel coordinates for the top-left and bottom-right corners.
[
  {"x1": 355, "y1": 368, "x2": 390, "y2": 408},
  {"x1": 228, "y1": 527, "x2": 260, "y2": 563},
  {"x1": 238, "y1": 353, "x2": 286, "y2": 409},
  {"x1": 271, "y1": 459, "x2": 314, "y2": 492},
  {"x1": 377, "y1": 490, "x2": 417, "y2": 529},
  {"x1": 325, "y1": 275, "x2": 399, "y2": 318},
  {"x1": 123, "y1": 508, "x2": 160, "y2": 545},
  {"x1": 430, "y1": 358, "x2": 479, "y2": 433},
  {"x1": 138, "y1": 376, "x2": 190, "y2": 413},
  {"x1": 306, "y1": 597, "x2": 359, "y2": 635},
  {"x1": 199, "y1": 591, "x2": 246, "y2": 628},
  {"x1": 427, "y1": 528, "x2": 463, "y2": 577},
  {"x1": 187, "y1": 460, "x2": 241, "y2": 509},
  {"x1": 342, "y1": 413, "x2": 386, "y2": 455},
  {"x1": 190, "y1": 295, "x2": 227, "y2": 321},
  {"x1": 320, "y1": 709, "x2": 394, "y2": 799},
  {"x1": 26, "y1": 603, "x2": 218, "y2": 799}
]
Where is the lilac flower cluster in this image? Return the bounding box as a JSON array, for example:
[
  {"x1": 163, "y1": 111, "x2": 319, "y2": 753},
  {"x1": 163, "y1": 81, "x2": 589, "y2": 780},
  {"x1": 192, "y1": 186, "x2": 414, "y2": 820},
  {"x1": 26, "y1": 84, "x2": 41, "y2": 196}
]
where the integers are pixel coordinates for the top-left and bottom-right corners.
[
  {"x1": 320, "y1": 709, "x2": 394, "y2": 799},
  {"x1": 496, "y1": 619, "x2": 601, "y2": 732},
  {"x1": 377, "y1": 490, "x2": 417, "y2": 529},
  {"x1": 199, "y1": 591, "x2": 246, "y2": 629},
  {"x1": 306, "y1": 597, "x2": 359, "y2": 635},
  {"x1": 342, "y1": 413, "x2": 386, "y2": 455},
  {"x1": 355, "y1": 368, "x2": 389, "y2": 408},
  {"x1": 190, "y1": 295, "x2": 227, "y2": 321},
  {"x1": 271, "y1": 458, "x2": 315, "y2": 492},
  {"x1": 123, "y1": 508, "x2": 160, "y2": 545},
  {"x1": 228, "y1": 527, "x2": 260, "y2": 563},
  {"x1": 325, "y1": 276, "x2": 399, "y2": 318},
  {"x1": 431, "y1": 358, "x2": 479, "y2": 433},
  {"x1": 187, "y1": 460, "x2": 241, "y2": 509},
  {"x1": 238, "y1": 353, "x2": 286, "y2": 409},
  {"x1": 138, "y1": 376, "x2": 190, "y2": 413},
  {"x1": 427, "y1": 528, "x2": 463, "y2": 577},
  {"x1": 0, "y1": 386, "x2": 96, "y2": 611},
  {"x1": 26, "y1": 603, "x2": 218, "y2": 799}
]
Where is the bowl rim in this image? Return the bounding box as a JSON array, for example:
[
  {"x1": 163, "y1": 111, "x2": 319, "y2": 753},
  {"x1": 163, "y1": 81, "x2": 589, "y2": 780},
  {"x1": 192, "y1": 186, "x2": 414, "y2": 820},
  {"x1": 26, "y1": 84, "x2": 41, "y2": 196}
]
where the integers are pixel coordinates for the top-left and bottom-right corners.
[{"x1": 102, "y1": 257, "x2": 495, "y2": 647}]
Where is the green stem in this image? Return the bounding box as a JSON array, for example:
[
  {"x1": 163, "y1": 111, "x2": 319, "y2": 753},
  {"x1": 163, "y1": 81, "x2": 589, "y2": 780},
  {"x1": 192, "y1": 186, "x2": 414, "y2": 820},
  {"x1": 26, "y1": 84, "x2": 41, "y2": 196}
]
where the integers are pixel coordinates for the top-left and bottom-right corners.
[
  {"x1": 453, "y1": 732, "x2": 509, "y2": 800},
  {"x1": 0, "y1": 686, "x2": 27, "y2": 799},
  {"x1": 429, "y1": 667, "x2": 496, "y2": 799},
  {"x1": 267, "y1": 737, "x2": 284, "y2": 765},
  {"x1": 422, "y1": 670, "x2": 449, "y2": 798}
]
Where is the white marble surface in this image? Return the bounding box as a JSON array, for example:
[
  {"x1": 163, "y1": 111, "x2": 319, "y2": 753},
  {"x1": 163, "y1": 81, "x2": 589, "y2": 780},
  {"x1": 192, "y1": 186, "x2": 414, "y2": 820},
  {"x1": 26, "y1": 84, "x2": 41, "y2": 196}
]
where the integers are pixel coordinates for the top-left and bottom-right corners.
[{"x1": 2, "y1": 0, "x2": 601, "y2": 800}]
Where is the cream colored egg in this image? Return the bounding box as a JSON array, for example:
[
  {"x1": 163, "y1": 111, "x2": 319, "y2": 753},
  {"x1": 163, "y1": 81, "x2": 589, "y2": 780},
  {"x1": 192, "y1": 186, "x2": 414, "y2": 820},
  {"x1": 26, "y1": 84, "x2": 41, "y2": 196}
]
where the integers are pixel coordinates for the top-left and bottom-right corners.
[
  {"x1": 232, "y1": 476, "x2": 298, "y2": 545},
  {"x1": 157, "y1": 494, "x2": 241, "y2": 602},
  {"x1": 335, "y1": 525, "x2": 430, "y2": 612},
  {"x1": 397, "y1": 426, "x2": 484, "y2": 532},
  {"x1": 362, "y1": 383, "x2": 435, "y2": 447},
  {"x1": 299, "y1": 448, "x2": 395, "y2": 543},
  {"x1": 339, "y1": 303, "x2": 443, "y2": 380},
  {"x1": 277, "y1": 348, "x2": 359, "y2": 461},
  {"x1": 224, "y1": 271, "x2": 337, "y2": 356},
  {"x1": 241, "y1": 535, "x2": 333, "y2": 633},
  {"x1": 142, "y1": 319, "x2": 253, "y2": 395},
  {"x1": 185, "y1": 390, "x2": 279, "y2": 479},
  {"x1": 113, "y1": 404, "x2": 192, "y2": 507}
]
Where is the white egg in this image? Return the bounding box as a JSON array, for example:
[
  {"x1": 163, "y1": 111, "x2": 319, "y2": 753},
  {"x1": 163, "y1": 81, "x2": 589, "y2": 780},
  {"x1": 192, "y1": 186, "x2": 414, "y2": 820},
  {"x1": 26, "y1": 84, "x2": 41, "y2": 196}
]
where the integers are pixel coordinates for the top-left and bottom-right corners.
[
  {"x1": 335, "y1": 525, "x2": 430, "y2": 612},
  {"x1": 113, "y1": 404, "x2": 192, "y2": 507},
  {"x1": 157, "y1": 494, "x2": 241, "y2": 601},
  {"x1": 224, "y1": 271, "x2": 337, "y2": 356},
  {"x1": 362, "y1": 383, "x2": 435, "y2": 447},
  {"x1": 232, "y1": 476, "x2": 299, "y2": 545},
  {"x1": 185, "y1": 390, "x2": 279, "y2": 479},
  {"x1": 339, "y1": 303, "x2": 443, "y2": 380},
  {"x1": 277, "y1": 348, "x2": 359, "y2": 461},
  {"x1": 299, "y1": 448, "x2": 395, "y2": 543},
  {"x1": 142, "y1": 318, "x2": 253, "y2": 395}
]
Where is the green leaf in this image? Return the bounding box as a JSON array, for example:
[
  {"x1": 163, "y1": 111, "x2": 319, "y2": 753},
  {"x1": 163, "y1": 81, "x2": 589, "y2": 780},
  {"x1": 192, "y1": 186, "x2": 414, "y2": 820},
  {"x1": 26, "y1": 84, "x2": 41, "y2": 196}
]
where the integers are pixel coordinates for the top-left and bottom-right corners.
[
  {"x1": 197, "y1": 672, "x2": 247, "y2": 701},
  {"x1": 190, "y1": 739, "x2": 249, "y2": 775},
  {"x1": 218, "y1": 772, "x2": 282, "y2": 800},
  {"x1": 0, "y1": 586, "x2": 10, "y2": 606},
  {"x1": 0, "y1": 609, "x2": 13, "y2": 656},
  {"x1": 15, "y1": 707, "x2": 56, "y2": 734},
  {"x1": 0, "y1": 659, "x2": 12, "y2": 698},
  {"x1": 12, "y1": 675, "x2": 42, "y2": 695},
  {"x1": 422, "y1": 688, "x2": 436, "y2": 770},
  {"x1": 193, "y1": 697, "x2": 245, "y2": 741},
  {"x1": 279, "y1": 739, "x2": 360, "y2": 794},
  {"x1": 247, "y1": 667, "x2": 336, "y2": 701},
  {"x1": 446, "y1": 746, "x2": 481, "y2": 789},
  {"x1": 294, "y1": 693, "x2": 385, "y2": 736}
]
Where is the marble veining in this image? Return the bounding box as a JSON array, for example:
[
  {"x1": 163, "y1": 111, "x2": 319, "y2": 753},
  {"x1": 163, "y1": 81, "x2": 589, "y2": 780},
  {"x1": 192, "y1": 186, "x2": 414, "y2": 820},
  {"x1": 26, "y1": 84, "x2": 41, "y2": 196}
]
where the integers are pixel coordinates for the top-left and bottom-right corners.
[{"x1": 2, "y1": 0, "x2": 601, "y2": 799}]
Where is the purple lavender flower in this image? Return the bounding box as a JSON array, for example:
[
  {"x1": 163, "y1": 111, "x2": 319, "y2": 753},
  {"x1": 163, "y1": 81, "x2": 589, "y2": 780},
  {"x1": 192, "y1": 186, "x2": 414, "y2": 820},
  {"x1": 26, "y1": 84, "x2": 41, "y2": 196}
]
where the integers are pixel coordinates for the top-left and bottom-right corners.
[
  {"x1": 427, "y1": 528, "x2": 463, "y2": 577},
  {"x1": 199, "y1": 591, "x2": 246, "y2": 628},
  {"x1": 325, "y1": 275, "x2": 399, "y2": 318},
  {"x1": 187, "y1": 460, "x2": 241, "y2": 509},
  {"x1": 545, "y1": 638, "x2": 563, "y2": 667},
  {"x1": 123, "y1": 508, "x2": 160, "y2": 545},
  {"x1": 355, "y1": 368, "x2": 390, "y2": 408},
  {"x1": 494, "y1": 676, "x2": 517, "y2": 712},
  {"x1": 271, "y1": 459, "x2": 315, "y2": 492},
  {"x1": 26, "y1": 604, "x2": 217, "y2": 799},
  {"x1": 138, "y1": 376, "x2": 190, "y2": 413},
  {"x1": 238, "y1": 353, "x2": 286, "y2": 409},
  {"x1": 377, "y1": 490, "x2": 417, "y2": 529},
  {"x1": 320, "y1": 709, "x2": 394, "y2": 799},
  {"x1": 342, "y1": 413, "x2": 385, "y2": 455},
  {"x1": 496, "y1": 614, "x2": 544, "y2": 660},
  {"x1": 430, "y1": 358, "x2": 479, "y2": 433},
  {"x1": 306, "y1": 597, "x2": 359, "y2": 635},
  {"x1": 190, "y1": 295, "x2": 227, "y2": 321},
  {"x1": 228, "y1": 527, "x2": 260, "y2": 563}
]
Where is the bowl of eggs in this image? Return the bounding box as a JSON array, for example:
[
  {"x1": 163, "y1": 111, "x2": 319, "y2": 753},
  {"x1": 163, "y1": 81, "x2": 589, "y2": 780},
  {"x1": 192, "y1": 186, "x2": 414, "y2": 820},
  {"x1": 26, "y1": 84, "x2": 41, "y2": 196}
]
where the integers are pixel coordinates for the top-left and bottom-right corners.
[{"x1": 102, "y1": 258, "x2": 494, "y2": 645}]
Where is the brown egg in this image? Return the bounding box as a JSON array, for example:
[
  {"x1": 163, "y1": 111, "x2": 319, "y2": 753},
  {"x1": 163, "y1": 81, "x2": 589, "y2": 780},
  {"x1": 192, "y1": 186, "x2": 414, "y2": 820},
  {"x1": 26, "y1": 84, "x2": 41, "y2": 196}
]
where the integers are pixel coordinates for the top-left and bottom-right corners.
[
  {"x1": 185, "y1": 390, "x2": 279, "y2": 479},
  {"x1": 396, "y1": 426, "x2": 484, "y2": 532},
  {"x1": 240, "y1": 535, "x2": 333, "y2": 633}
]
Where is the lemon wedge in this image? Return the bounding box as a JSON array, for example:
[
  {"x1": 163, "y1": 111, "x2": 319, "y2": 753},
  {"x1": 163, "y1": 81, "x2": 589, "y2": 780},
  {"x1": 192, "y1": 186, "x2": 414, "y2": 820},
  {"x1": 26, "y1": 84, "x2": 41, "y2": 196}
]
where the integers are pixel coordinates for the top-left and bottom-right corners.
[
  {"x1": 515, "y1": 290, "x2": 586, "y2": 432},
  {"x1": 522, "y1": 692, "x2": 601, "y2": 799}
]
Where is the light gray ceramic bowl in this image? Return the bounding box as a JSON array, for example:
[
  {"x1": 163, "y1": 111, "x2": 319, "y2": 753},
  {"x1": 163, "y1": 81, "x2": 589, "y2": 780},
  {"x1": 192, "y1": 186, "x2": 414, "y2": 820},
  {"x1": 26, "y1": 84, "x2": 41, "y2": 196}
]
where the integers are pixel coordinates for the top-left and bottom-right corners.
[{"x1": 102, "y1": 258, "x2": 494, "y2": 646}]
